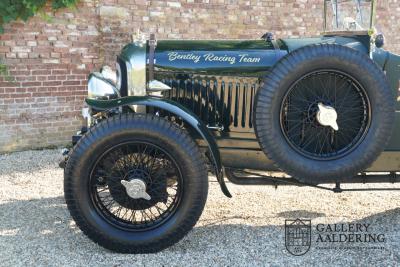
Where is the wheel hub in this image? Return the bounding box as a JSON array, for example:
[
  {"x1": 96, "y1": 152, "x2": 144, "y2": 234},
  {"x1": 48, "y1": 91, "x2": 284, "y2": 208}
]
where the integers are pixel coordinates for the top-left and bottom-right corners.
[
  {"x1": 316, "y1": 102, "x2": 339, "y2": 131},
  {"x1": 121, "y1": 179, "x2": 151, "y2": 200},
  {"x1": 106, "y1": 166, "x2": 168, "y2": 210}
]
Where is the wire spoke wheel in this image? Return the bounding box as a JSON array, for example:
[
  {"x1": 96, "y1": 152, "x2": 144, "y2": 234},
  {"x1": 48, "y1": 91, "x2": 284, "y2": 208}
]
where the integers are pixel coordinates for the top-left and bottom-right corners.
[
  {"x1": 255, "y1": 45, "x2": 394, "y2": 182},
  {"x1": 65, "y1": 115, "x2": 208, "y2": 253},
  {"x1": 89, "y1": 141, "x2": 183, "y2": 231},
  {"x1": 280, "y1": 70, "x2": 371, "y2": 160}
]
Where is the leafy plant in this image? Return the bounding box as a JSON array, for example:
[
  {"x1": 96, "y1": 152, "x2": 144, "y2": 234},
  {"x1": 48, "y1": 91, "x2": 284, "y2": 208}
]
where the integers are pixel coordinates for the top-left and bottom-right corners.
[
  {"x1": 0, "y1": 62, "x2": 14, "y2": 82},
  {"x1": 0, "y1": 0, "x2": 78, "y2": 33},
  {"x1": 0, "y1": 0, "x2": 78, "y2": 81},
  {"x1": 0, "y1": 63, "x2": 7, "y2": 75}
]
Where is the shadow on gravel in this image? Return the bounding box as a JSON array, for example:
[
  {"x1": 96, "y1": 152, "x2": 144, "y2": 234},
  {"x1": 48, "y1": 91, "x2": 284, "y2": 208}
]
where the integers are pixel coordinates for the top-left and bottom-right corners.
[
  {"x1": 1, "y1": 196, "x2": 400, "y2": 260},
  {"x1": 0, "y1": 196, "x2": 74, "y2": 238}
]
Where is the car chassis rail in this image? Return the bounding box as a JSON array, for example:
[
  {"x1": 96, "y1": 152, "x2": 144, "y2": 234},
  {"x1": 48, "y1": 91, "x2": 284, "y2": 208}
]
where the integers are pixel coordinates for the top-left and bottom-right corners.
[{"x1": 225, "y1": 168, "x2": 400, "y2": 193}]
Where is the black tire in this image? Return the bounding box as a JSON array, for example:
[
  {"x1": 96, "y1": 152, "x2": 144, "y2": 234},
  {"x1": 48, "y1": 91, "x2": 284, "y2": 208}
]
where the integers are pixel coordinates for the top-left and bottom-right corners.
[
  {"x1": 64, "y1": 114, "x2": 208, "y2": 253},
  {"x1": 254, "y1": 44, "x2": 395, "y2": 184}
]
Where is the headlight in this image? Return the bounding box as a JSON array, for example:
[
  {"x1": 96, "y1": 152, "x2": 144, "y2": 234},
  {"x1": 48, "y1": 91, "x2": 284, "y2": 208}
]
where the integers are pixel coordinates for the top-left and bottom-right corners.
[
  {"x1": 88, "y1": 72, "x2": 120, "y2": 100},
  {"x1": 100, "y1": 66, "x2": 117, "y2": 84}
]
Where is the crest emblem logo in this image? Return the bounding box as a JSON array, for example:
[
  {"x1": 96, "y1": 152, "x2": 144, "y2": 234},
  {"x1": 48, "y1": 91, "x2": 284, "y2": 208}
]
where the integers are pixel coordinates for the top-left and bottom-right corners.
[{"x1": 285, "y1": 218, "x2": 311, "y2": 256}]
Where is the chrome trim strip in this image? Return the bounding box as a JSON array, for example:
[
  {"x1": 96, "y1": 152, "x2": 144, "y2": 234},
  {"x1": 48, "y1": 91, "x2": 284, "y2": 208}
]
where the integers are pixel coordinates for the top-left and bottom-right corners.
[
  {"x1": 148, "y1": 80, "x2": 171, "y2": 92},
  {"x1": 119, "y1": 42, "x2": 147, "y2": 96}
]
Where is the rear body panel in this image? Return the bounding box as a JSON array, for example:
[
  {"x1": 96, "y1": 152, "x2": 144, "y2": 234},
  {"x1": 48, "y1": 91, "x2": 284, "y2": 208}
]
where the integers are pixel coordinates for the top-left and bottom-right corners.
[{"x1": 120, "y1": 36, "x2": 400, "y2": 172}]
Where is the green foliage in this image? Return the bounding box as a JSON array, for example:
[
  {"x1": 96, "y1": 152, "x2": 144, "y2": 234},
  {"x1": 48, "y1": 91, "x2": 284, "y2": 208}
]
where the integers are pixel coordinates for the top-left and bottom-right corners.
[
  {"x1": 0, "y1": 62, "x2": 14, "y2": 82},
  {"x1": 0, "y1": 63, "x2": 7, "y2": 76},
  {"x1": 0, "y1": 0, "x2": 78, "y2": 33},
  {"x1": 0, "y1": 1, "x2": 77, "y2": 81}
]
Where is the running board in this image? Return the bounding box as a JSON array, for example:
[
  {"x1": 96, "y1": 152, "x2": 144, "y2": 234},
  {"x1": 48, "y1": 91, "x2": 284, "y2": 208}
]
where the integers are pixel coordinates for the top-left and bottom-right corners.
[{"x1": 224, "y1": 168, "x2": 400, "y2": 193}]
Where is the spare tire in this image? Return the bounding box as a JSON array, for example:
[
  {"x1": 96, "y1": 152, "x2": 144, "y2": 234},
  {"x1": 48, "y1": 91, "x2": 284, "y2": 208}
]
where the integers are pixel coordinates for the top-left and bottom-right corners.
[{"x1": 254, "y1": 44, "x2": 395, "y2": 184}]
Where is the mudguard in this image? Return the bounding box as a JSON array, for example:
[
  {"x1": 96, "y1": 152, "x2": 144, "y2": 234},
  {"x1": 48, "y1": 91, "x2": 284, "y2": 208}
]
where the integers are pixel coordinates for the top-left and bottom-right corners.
[{"x1": 86, "y1": 96, "x2": 232, "y2": 197}]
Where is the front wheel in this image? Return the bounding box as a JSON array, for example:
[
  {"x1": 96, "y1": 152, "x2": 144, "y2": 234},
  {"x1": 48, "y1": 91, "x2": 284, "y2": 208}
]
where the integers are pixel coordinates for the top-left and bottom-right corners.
[{"x1": 64, "y1": 114, "x2": 208, "y2": 253}]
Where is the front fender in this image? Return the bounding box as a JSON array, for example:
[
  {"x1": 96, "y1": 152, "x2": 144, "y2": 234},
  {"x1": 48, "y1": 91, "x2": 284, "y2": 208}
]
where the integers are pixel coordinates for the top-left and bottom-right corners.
[{"x1": 86, "y1": 96, "x2": 232, "y2": 197}]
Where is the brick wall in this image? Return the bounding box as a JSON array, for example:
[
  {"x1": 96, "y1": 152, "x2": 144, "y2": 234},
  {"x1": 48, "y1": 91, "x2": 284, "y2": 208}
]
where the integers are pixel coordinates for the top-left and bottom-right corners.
[
  {"x1": 0, "y1": 0, "x2": 399, "y2": 152},
  {"x1": 0, "y1": 0, "x2": 101, "y2": 152}
]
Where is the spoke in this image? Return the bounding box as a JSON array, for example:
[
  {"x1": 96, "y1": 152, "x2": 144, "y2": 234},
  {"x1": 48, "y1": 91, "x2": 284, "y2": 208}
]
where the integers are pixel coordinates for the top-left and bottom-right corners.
[
  {"x1": 154, "y1": 205, "x2": 164, "y2": 216},
  {"x1": 147, "y1": 149, "x2": 160, "y2": 173},
  {"x1": 317, "y1": 73, "x2": 330, "y2": 100},
  {"x1": 291, "y1": 84, "x2": 312, "y2": 102},
  {"x1": 334, "y1": 74, "x2": 337, "y2": 105},
  {"x1": 90, "y1": 142, "x2": 184, "y2": 230},
  {"x1": 282, "y1": 70, "x2": 369, "y2": 158},
  {"x1": 155, "y1": 204, "x2": 166, "y2": 214},
  {"x1": 286, "y1": 121, "x2": 306, "y2": 137},
  {"x1": 286, "y1": 103, "x2": 307, "y2": 113},
  {"x1": 129, "y1": 210, "x2": 136, "y2": 221},
  {"x1": 312, "y1": 129, "x2": 324, "y2": 154},
  {"x1": 318, "y1": 128, "x2": 330, "y2": 155},
  {"x1": 301, "y1": 127, "x2": 321, "y2": 151},
  {"x1": 307, "y1": 76, "x2": 323, "y2": 99},
  {"x1": 336, "y1": 83, "x2": 355, "y2": 109},
  {"x1": 96, "y1": 187, "x2": 110, "y2": 193}
]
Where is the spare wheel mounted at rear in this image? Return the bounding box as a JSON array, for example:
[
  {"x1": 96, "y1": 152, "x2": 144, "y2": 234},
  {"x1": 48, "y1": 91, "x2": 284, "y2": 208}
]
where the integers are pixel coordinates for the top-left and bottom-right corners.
[{"x1": 254, "y1": 44, "x2": 395, "y2": 184}]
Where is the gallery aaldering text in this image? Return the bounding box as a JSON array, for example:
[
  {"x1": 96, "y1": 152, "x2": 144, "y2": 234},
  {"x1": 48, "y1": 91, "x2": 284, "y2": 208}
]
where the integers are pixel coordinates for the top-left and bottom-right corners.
[{"x1": 315, "y1": 223, "x2": 386, "y2": 243}]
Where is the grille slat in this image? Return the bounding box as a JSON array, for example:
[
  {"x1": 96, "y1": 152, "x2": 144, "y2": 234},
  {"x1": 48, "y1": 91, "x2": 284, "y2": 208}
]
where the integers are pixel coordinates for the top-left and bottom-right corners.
[{"x1": 160, "y1": 74, "x2": 260, "y2": 132}]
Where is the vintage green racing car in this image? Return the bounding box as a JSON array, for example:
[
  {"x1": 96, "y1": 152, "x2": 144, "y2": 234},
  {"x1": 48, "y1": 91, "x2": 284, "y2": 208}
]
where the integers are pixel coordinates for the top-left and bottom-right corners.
[{"x1": 60, "y1": 0, "x2": 400, "y2": 253}]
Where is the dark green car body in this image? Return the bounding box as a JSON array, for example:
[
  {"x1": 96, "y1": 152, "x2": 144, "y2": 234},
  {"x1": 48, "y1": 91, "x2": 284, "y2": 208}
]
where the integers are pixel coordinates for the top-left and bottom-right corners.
[{"x1": 88, "y1": 33, "x2": 400, "y2": 176}]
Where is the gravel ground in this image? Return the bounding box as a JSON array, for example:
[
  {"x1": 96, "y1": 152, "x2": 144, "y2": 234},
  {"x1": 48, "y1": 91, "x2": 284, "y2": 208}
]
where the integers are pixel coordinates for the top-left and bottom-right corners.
[{"x1": 1, "y1": 149, "x2": 400, "y2": 266}]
